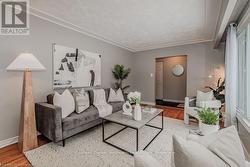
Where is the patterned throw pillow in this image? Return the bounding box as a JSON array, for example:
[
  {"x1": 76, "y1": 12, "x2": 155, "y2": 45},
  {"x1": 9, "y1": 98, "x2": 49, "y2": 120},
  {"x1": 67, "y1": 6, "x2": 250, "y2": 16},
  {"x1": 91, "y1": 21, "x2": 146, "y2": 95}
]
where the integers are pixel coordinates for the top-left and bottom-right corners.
[{"x1": 73, "y1": 89, "x2": 90, "y2": 113}]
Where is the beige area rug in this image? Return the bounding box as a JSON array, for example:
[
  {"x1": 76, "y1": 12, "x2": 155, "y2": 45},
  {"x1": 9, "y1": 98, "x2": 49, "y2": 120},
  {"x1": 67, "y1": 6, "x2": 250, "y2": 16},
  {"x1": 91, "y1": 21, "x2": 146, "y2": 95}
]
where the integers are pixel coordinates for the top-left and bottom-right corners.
[{"x1": 25, "y1": 117, "x2": 196, "y2": 167}]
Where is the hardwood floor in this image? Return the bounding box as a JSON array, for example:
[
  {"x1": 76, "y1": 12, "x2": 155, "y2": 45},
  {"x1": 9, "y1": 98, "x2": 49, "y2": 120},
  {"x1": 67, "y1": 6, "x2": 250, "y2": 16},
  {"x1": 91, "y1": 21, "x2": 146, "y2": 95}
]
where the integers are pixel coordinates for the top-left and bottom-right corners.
[
  {"x1": 0, "y1": 106, "x2": 185, "y2": 167},
  {"x1": 0, "y1": 136, "x2": 50, "y2": 167},
  {"x1": 155, "y1": 105, "x2": 184, "y2": 120}
]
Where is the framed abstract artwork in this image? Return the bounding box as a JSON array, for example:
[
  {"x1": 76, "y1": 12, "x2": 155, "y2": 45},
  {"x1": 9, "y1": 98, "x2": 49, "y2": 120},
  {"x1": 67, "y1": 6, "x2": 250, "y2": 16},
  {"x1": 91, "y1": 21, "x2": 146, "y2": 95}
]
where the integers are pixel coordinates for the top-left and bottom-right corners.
[{"x1": 52, "y1": 44, "x2": 101, "y2": 88}]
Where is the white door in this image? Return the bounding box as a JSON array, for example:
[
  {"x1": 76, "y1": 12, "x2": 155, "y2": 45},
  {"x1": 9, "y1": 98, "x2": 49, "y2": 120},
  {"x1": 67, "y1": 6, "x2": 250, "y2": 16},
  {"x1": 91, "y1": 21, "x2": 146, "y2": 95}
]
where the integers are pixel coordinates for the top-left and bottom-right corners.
[{"x1": 155, "y1": 61, "x2": 164, "y2": 99}]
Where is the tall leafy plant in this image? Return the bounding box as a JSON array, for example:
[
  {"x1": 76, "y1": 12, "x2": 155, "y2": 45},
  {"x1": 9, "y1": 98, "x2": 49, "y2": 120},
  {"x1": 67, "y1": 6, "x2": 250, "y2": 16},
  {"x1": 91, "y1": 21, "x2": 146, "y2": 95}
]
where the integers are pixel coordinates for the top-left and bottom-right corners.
[
  {"x1": 112, "y1": 64, "x2": 131, "y2": 91},
  {"x1": 205, "y1": 77, "x2": 225, "y2": 104}
]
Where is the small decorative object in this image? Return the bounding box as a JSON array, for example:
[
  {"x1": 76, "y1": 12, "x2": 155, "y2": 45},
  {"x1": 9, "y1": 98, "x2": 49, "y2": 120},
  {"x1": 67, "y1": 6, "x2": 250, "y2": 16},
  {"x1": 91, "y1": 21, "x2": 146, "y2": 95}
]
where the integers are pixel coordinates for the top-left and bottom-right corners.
[
  {"x1": 172, "y1": 64, "x2": 184, "y2": 76},
  {"x1": 189, "y1": 129, "x2": 204, "y2": 136},
  {"x1": 112, "y1": 64, "x2": 131, "y2": 92},
  {"x1": 7, "y1": 53, "x2": 46, "y2": 152},
  {"x1": 127, "y1": 91, "x2": 141, "y2": 121},
  {"x1": 195, "y1": 107, "x2": 220, "y2": 135},
  {"x1": 205, "y1": 77, "x2": 225, "y2": 104},
  {"x1": 53, "y1": 44, "x2": 101, "y2": 88},
  {"x1": 122, "y1": 101, "x2": 132, "y2": 116},
  {"x1": 134, "y1": 104, "x2": 142, "y2": 121}
]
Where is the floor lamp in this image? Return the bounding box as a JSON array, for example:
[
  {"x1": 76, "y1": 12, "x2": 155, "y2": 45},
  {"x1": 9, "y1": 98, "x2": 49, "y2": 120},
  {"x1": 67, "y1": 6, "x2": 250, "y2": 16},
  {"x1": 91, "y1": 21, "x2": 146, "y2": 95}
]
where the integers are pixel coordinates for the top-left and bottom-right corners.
[{"x1": 7, "y1": 53, "x2": 45, "y2": 153}]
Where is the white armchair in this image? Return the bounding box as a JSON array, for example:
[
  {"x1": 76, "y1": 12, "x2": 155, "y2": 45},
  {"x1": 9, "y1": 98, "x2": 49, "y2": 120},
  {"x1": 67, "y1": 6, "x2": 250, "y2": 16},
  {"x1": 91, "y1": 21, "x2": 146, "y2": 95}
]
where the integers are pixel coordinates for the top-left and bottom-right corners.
[{"x1": 184, "y1": 96, "x2": 221, "y2": 124}]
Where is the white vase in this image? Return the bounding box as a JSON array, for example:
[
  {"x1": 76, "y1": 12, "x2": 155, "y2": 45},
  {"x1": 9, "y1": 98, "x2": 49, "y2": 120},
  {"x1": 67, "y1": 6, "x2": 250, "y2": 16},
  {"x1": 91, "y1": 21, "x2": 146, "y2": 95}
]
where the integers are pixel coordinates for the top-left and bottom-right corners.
[
  {"x1": 133, "y1": 104, "x2": 142, "y2": 121},
  {"x1": 199, "y1": 122, "x2": 219, "y2": 135}
]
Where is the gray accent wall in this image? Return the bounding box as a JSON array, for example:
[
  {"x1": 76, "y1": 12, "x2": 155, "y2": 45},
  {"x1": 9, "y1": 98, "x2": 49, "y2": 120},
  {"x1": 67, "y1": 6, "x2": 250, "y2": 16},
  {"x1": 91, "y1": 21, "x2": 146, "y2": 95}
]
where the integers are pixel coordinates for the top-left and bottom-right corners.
[
  {"x1": 0, "y1": 15, "x2": 134, "y2": 141},
  {"x1": 132, "y1": 42, "x2": 225, "y2": 103}
]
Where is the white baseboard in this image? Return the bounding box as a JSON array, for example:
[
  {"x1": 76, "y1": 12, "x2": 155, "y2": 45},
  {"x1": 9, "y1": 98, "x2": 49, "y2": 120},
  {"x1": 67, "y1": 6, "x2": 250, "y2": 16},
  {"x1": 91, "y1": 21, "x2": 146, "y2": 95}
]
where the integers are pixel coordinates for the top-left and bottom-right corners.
[
  {"x1": 0, "y1": 132, "x2": 41, "y2": 149},
  {"x1": 162, "y1": 99, "x2": 184, "y2": 103},
  {"x1": 0, "y1": 136, "x2": 18, "y2": 148},
  {"x1": 141, "y1": 101, "x2": 156, "y2": 106}
]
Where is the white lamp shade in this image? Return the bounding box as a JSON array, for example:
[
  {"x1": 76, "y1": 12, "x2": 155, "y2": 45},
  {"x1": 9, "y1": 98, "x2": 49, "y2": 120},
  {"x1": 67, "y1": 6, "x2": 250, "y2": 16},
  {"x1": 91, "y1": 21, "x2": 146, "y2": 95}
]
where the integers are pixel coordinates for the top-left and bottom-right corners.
[{"x1": 6, "y1": 53, "x2": 46, "y2": 71}]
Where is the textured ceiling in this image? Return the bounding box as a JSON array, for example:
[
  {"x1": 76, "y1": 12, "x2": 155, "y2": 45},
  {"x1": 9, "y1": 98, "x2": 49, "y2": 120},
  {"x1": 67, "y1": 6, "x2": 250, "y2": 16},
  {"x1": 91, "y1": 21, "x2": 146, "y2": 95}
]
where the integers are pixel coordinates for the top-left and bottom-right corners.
[{"x1": 30, "y1": 0, "x2": 222, "y2": 52}]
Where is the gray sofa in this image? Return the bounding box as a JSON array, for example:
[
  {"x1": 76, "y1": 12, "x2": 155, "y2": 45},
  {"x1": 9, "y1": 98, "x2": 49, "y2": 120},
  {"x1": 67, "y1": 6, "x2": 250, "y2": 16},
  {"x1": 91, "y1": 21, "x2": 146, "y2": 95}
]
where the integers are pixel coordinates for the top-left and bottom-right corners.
[{"x1": 35, "y1": 88, "x2": 125, "y2": 146}]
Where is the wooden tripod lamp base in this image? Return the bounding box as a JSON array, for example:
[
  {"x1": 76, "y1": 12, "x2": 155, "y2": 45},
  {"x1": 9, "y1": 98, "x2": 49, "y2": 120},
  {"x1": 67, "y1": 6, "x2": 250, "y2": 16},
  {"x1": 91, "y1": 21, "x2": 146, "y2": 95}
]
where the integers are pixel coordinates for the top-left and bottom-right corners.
[
  {"x1": 6, "y1": 53, "x2": 45, "y2": 153},
  {"x1": 18, "y1": 70, "x2": 38, "y2": 152}
]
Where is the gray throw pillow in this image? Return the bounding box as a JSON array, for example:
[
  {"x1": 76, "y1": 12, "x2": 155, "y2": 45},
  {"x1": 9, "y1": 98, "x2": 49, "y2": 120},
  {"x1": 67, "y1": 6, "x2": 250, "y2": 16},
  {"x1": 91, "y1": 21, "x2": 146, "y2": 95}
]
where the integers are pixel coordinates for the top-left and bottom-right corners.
[{"x1": 73, "y1": 89, "x2": 90, "y2": 113}]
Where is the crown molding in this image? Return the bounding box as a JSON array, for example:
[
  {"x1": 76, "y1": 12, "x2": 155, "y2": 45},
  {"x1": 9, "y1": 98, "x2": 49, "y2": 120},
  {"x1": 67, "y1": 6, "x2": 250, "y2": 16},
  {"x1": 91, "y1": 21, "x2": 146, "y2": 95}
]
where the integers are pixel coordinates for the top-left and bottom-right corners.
[
  {"x1": 134, "y1": 39, "x2": 214, "y2": 52},
  {"x1": 29, "y1": 7, "x2": 136, "y2": 52}
]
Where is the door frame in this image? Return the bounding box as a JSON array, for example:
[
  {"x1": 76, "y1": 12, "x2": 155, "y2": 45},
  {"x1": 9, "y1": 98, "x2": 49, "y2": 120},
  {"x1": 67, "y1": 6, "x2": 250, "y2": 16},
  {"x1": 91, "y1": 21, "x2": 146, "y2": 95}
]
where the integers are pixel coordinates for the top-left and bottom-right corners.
[{"x1": 154, "y1": 55, "x2": 188, "y2": 103}]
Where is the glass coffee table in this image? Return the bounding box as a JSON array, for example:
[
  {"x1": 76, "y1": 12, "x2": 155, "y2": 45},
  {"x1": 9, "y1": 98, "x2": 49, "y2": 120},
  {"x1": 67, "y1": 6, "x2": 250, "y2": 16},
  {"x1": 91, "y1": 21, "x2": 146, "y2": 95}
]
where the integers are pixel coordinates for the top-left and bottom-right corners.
[{"x1": 101, "y1": 109, "x2": 164, "y2": 156}]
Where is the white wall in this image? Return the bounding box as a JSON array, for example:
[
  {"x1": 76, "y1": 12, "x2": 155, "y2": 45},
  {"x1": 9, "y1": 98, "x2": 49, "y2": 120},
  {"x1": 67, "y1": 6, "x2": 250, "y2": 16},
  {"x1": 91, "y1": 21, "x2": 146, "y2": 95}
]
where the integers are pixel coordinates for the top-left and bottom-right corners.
[
  {"x1": 0, "y1": 15, "x2": 134, "y2": 141},
  {"x1": 132, "y1": 42, "x2": 225, "y2": 103}
]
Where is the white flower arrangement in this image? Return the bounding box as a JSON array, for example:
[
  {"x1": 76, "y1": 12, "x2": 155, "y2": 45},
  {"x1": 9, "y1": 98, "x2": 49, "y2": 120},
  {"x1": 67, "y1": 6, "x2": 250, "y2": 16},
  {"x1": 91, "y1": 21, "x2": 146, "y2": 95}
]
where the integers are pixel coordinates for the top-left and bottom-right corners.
[{"x1": 127, "y1": 91, "x2": 141, "y2": 104}]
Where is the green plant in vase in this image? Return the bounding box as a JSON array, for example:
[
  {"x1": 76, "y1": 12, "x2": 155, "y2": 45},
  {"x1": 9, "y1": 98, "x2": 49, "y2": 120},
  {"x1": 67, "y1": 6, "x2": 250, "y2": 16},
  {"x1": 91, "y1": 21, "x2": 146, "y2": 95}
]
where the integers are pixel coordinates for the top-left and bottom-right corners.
[
  {"x1": 127, "y1": 91, "x2": 142, "y2": 121},
  {"x1": 195, "y1": 107, "x2": 220, "y2": 135},
  {"x1": 129, "y1": 97, "x2": 141, "y2": 105},
  {"x1": 196, "y1": 107, "x2": 220, "y2": 125}
]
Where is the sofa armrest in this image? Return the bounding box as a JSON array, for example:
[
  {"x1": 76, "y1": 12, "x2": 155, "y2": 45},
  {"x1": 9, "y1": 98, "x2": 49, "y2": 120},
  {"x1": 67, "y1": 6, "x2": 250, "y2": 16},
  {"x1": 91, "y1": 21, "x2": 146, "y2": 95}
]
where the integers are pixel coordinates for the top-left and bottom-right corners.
[
  {"x1": 185, "y1": 96, "x2": 196, "y2": 107},
  {"x1": 35, "y1": 103, "x2": 63, "y2": 142}
]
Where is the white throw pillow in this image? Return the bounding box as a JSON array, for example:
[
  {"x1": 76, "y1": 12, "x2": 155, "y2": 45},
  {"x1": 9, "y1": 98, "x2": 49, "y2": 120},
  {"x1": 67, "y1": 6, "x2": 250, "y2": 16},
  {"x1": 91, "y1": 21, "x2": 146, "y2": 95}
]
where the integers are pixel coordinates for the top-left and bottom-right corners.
[
  {"x1": 73, "y1": 89, "x2": 90, "y2": 113},
  {"x1": 134, "y1": 151, "x2": 163, "y2": 167},
  {"x1": 189, "y1": 126, "x2": 246, "y2": 167},
  {"x1": 173, "y1": 135, "x2": 228, "y2": 167},
  {"x1": 53, "y1": 89, "x2": 75, "y2": 118},
  {"x1": 93, "y1": 89, "x2": 107, "y2": 105},
  {"x1": 196, "y1": 90, "x2": 214, "y2": 107},
  {"x1": 108, "y1": 88, "x2": 124, "y2": 102}
]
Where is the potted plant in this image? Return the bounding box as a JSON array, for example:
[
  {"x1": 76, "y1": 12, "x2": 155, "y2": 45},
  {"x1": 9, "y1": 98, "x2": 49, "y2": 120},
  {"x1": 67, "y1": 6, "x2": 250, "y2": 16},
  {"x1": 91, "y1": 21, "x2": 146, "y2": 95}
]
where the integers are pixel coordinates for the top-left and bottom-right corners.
[
  {"x1": 205, "y1": 77, "x2": 225, "y2": 104},
  {"x1": 205, "y1": 77, "x2": 225, "y2": 122},
  {"x1": 127, "y1": 91, "x2": 141, "y2": 121},
  {"x1": 195, "y1": 107, "x2": 220, "y2": 135},
  {"x1": 112, "y1": 64, "x2": 131, "y2": 92}
]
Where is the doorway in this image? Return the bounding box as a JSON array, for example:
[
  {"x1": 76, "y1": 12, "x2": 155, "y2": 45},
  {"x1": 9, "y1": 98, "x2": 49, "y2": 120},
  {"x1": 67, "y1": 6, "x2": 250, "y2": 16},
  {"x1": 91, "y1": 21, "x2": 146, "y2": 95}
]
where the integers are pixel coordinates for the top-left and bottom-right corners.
[{"x1": 155, "y1": 55, "x2": 187, "y2": 107}]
